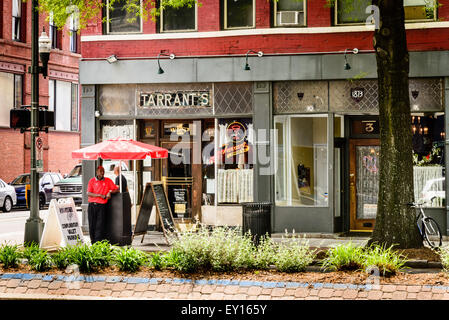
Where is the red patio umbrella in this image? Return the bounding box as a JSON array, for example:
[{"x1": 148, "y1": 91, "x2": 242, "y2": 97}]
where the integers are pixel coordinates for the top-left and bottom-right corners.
[
  {"x1": 72, "y1": 137, "x2": 168, "y2": 160},
  {"x1": 71, "y1": 137, "x2": 168, "y2": 192}
]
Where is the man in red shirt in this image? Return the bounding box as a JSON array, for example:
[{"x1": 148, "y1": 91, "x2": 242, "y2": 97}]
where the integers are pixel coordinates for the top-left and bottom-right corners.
[{"x1": 87, "y1": 165, "x2": 118, "y2": 244}]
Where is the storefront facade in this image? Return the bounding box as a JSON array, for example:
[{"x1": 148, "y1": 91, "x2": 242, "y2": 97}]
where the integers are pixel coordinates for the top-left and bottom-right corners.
[{"x1": 79, "y1": 51, "x2": 449, "y2": 235}]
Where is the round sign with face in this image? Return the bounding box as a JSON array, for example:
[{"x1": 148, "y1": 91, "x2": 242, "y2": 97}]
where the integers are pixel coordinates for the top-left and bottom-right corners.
[{"x1": 226, "y1": 121, "x2": 246, "y2": 143}]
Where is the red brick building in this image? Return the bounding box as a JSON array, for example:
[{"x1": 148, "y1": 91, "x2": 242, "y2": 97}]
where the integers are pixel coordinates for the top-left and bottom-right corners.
[
  {"x1": 79, "y1": 0, "x2": 449, "y2": 234},
  {"x1": 0, "y1": 0, "x2": 81, "y2": 183}
]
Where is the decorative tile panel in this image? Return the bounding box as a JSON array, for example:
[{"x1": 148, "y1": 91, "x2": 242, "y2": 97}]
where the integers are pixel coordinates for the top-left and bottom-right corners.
[
  {"x1": 273, "y1": 81, "x2": 328, "y2": 114},
  {"x1": 330, "y1": 78, "x2": 443, "y2": 113},
  {"x1": 330, "y1": 80, "x2": 379, "y2": 113},
  {"x1": 409, "y1": 78, "x2": 443, "y2": 112},
  {"x1": 214, "y1": 82, "x2": 253, "y2": 115}
]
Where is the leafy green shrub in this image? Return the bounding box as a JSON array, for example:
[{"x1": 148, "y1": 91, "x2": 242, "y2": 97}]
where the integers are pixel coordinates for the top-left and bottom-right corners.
[
  {"x1": 362, "y1": 244, "x2": 407, "y2": 276},
  {"x1": 65, "y1": 242, "x2": 114, "y2": 273},
  {"x1": 149, "y1": 251, "x2": 167, "y2": 270},
  {"x1": 22, "y1": 243, "x2": 41, "y2": 261},
  {"x1": 114, "y1": 247, "x2": 148, "y2": 272},
  {"x1": 51, "y1": 247, "x2": 72, "y2": 269},
  {"x1": 274, "y1": 238, "x2": 316, "y2": 273},
  {"x1": 90, "y1": 240, "x2": 115, "y2": 268},
  {"x1": 321, "y1": 242, "x2": 365, "y2": 272},
  {"x1": 253, "y1": 235, "x2": 276, "y2": 270},
  {"x1": 208, "y1": 227, "x2": 255, "y2": 271},
  {"x1": 28, "y1": 248, "x2": 53, "y2": 272},
  {"x1": 169, "y1": 227, "x2": 212, "y2": 273},
  {"x1": 0, "y1": 243, "x2": 22, "y2": 269},
  {"x1": 438, "y1": 246, "x2": 449, "y2": 272}
]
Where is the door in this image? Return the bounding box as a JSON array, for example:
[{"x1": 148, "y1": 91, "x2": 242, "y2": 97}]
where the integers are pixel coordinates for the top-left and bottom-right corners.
[
  {"x1": 349, "y1": 139, "x2": 380, "y2": 231},
  {"x1": 334, "y1": 138, "x2": 345, "y2": 233},
  {"x1": 161, "y1": 140, "x2": 194, "y2": 219}
]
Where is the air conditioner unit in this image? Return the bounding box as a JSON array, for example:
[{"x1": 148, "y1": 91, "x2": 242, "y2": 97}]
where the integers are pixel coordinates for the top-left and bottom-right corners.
[{"x1": 277, "y1": 11, "x2": 303, "y2": 26}]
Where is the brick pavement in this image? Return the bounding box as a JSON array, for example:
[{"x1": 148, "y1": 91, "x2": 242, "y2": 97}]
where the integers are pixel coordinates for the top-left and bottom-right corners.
[{"x1": 0, "y1": 272, "x2": 448, "y2": 300}]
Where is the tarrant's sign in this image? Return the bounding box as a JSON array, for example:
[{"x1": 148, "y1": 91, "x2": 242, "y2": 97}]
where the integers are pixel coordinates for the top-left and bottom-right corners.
[{"x1": 140, "y1": 91, "x2": 211, "y2": 108}]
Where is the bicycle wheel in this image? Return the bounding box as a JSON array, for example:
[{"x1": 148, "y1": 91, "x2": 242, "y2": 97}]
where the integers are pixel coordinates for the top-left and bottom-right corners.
[{"x1": 422, "y1": 217, "x2": 442, "y2": 248}]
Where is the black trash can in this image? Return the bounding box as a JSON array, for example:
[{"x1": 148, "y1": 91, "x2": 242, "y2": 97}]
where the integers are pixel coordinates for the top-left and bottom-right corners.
[
  {"x1": 241, "y1": 202, "x2": 272, "y2": 245},
  {"x1": 105, "y1": 192, "x2": 132, "y2": 246}
]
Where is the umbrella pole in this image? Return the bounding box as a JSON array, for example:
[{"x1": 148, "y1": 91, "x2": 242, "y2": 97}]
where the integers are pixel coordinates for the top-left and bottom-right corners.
[{"x1": 119, "y1": 160, "x2": 122, "y2": 193}]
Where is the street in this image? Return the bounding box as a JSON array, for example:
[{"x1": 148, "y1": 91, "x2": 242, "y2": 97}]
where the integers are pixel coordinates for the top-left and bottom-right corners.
[{"x1": 0, "y1": 208, "x2": 49, "y2": 245}]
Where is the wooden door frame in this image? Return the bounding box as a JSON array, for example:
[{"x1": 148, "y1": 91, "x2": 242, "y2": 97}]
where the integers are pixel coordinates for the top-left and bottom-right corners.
[{"x1": 349, "y1": 138, "x2": 380, "y2": 231}]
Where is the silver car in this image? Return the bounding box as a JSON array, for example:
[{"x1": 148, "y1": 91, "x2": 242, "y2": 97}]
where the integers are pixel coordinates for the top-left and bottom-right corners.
[{"x1": 0, "y1": 178, "x2": 17, "y2": 212}]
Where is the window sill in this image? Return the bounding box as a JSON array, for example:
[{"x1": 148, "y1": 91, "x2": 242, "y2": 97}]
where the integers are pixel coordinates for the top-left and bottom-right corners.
[{"x1": 82, "y1": 21, "x2": 449, "y2": 42}]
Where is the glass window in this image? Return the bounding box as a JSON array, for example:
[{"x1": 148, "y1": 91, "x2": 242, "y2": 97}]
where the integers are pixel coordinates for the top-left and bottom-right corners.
[
  {"x1": 336, "y1": 0, "x2": 436, "y2": 24},
  {"x1": 202, "y1": 121, "x2": 215, "y2": 205},
  {"x1": 107, "y1": 0, "x2": 142, "y2": 34},
  {"x1": 275, "y1": 115, "x2": 328, "y2": 207},
  {"x1": 12, "y1": 0, "x2": 22, "y2": 41},
  {"x1": 69, "y1": 15, "x2": 78, "y2": 53},
  {"x1": 71, "y1": 83, "x2": 79, "y2": 131},
  {"x1": 49, "y1": 80, "x2": 78, "y2": 132},
  {"x1": 49, "y1": 13, "x2": 59, "y2": 49},
  {"x1": 14, "y1": 74, "x2": 22, "y2": 109},
  {"x1": 216, "y1": 118, "x2": 254, "y2": 204},
  {"x1": 225, "y1": 0, "x2": 254, "y2": 29},
  {"x1": 0, "y1": 72, "x2": 15, "y2": 127},
  {"x1": 161, "y1": 4, "x2": 196, "y2": 32},
  {"x1": 412, "y1": 113, "x2": 445, "y2": 207},
  {"x1": 274, "y1": 0, "x2": 306, "y2": 27}
]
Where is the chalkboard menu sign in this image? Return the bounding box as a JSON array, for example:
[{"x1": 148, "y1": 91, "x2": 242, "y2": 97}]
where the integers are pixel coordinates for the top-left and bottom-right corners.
[
  {"x1": 133, "y1": 182, "x2": 176, "y2": 242},
  {"x1": 133, "y1": 183, "x2": 155, "y2": 240},
  {"x1": 151, "y1": 183, "x2": 176, "y2": 234}
]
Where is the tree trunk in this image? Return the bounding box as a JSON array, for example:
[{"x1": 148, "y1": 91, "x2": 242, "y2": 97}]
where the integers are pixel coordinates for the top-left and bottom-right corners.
[{"x1": 369, "y1": 0, "x2": 422, "y2": 248}]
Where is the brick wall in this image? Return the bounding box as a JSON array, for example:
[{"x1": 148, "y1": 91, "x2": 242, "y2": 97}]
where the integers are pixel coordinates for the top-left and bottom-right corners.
[
  {"x1": 81, "y1": 0, "x2": 449, "y2": 58},
  {"x1": 0, "y1": 1, "x2": 81, "y2": 183}
]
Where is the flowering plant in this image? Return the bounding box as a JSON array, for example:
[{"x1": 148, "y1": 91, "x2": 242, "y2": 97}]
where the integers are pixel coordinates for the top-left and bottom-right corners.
[{"x1": 413, "y1": 145, "x2": 442, "y2": 166}]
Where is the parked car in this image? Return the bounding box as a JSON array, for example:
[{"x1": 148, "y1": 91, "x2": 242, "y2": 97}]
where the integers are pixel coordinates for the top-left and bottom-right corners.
[
  {"x1": 51, "y1": 164, "x2": 83, "y2": 205},
  {"x1": 0, "y1": 178, "x2": 17, "y2": 212},
  {"x1": 52, "y1": 161, "x2": 133, "y2": 206},
  {"x1": 9, "y1": 172, "x2": 63, "y2": 208}
]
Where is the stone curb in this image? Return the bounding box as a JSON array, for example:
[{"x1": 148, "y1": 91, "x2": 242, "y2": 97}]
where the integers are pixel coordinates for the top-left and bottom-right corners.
[{"x1": 2, "y1": 272, "x2": 449, "y2": 292}]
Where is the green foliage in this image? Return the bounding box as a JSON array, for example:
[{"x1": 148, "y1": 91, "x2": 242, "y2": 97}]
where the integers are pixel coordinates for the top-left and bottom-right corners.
[
  {"x1": 321, "y1": 242, "x2": 365, "y2": 272},
  {"x1": 169, "y1": 227, "x2": 212, "y2": 272},
  {"x1": 0, "y1": 243, "x2": 22, "y2": 269},
  {"x1": 51, "y1": 247, "x2": 72, "y2": 269},
  {"x1": 437, "y1": 246, "x2": 449, "y2": 272},
  {"x1": 273, "y1": 238, "x2": 316, "y2": 273},
  {"x1": 90, "y1": 240, "x2": 115, "y2": 268},
  {"x1": 208, "y1": 228, "x2": 255, "y2": 271},
  {"x1": 252, "y1": 234, "x2": 276, "y2": 270},
  {"x1": 27, "y1": 248, "x2": 53, "y2": 272},
  {"x1": 22, "y1": 243, "x2": 42, "y2": 261},
  {"x1": 148, "y1": 251, "x2": 166, "y2": 270},
  {"x1": 362, "y1": 244, "x2": 407, "y2": 276},
  {"x1": 64, "y1": 241, "x2": 114, "y2": 273},
  {"x1": 35, "y1": 0, "x2": 200, "y2": 30},
  {"x1": 114, "y1": 247, "x2": 148, "y2": 272}
]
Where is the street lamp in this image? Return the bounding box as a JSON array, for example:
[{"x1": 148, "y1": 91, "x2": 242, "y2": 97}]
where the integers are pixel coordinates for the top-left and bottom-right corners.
[
  {"x1": 24, "y1": 0, "x2": 51, "y2": 245},
  {"x1": 38, "y1": 28, "x2": 51, "y2": 78}
]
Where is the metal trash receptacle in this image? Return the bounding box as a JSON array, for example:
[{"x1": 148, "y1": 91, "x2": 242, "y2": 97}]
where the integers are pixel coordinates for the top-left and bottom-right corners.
[{"x1": 241, "y1": 202, "x2": 272, "y2": 245}]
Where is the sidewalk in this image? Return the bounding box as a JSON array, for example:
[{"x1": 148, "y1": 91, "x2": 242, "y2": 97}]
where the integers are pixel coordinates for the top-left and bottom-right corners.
[
  {"x1": 2, "y1": 215, "x2": 448, "y2": 301},
  {"x1": 0, "y1": 270, "x2": 448, "y2": 300}
]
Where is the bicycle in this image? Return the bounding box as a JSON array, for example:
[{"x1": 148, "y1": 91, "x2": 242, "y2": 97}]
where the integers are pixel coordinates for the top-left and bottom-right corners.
[{"x1": 407, "y1": 198, "x2": 442, "y2": 248}]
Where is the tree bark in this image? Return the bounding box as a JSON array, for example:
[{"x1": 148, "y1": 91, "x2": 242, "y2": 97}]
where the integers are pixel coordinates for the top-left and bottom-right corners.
[{"x1": 369, "y1": 0, "x2": 422, "y2": 248}]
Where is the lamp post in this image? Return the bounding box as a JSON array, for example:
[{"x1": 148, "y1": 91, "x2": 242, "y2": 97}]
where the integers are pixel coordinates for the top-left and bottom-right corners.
[{"x1": 24, "y1": 0, "x2": 51, "y2": 245}]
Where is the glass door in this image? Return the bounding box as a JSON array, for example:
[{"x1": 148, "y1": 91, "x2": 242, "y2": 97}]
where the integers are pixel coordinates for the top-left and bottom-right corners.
[{"x1": 349, "y1": 139, "x2": 380, "y2": 231}]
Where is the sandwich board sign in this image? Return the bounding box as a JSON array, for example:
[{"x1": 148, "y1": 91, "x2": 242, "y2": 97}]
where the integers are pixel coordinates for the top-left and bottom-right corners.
[{"x1": 40, "y1": 198, "x2": 84, "y2": 251}]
